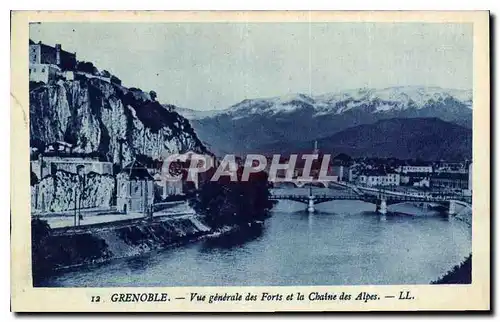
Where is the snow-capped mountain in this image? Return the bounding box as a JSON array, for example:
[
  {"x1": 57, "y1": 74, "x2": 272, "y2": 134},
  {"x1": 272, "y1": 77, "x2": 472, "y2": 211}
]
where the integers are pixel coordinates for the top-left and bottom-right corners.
[
  {"x1": 214, "y1": 86, "x2": 472, "y2": 119},
  {"x1": 178, "y1": 86, "x2": 472, "y2": 156},
  {"x1": 174, "y1": 106, "x2": 230, "y2": 120}
]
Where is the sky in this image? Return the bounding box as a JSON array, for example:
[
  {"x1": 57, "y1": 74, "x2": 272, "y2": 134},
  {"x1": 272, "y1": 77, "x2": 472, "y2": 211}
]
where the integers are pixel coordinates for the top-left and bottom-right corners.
[{"x1": 30, "y1": 22, "x2": 472, "y2": 111}]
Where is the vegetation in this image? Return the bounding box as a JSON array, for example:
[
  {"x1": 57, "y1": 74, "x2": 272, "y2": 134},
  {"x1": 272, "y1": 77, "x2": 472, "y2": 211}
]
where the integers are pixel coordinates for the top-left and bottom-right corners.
[
  {"x1": 190, "y1": 168, "x2": 272, "y2": 229},
  {"x1": 431, "y1": 254, "x2": 472, "y2": 284},
  {"x1": 110, "y1": 75, "x2": 122, "y2": 85},
  {"x1": 99, "y1": 70, "x2": 111, "y2": 78},
  {"x1": 31, "y1": 218, "x2": 52, "y2": 278},
  {"x1": 149, "y1": 90, "x2": 157, "y2": 101},
  {"x1": 114, "y1": 84, "x2": 208, "y2": 153},
  {"x1": 75, "y1": 61, "x2": 98, "y2": 75},
  {"x1": 29, "y1": 81, "x2": 46, "y2": 92}
]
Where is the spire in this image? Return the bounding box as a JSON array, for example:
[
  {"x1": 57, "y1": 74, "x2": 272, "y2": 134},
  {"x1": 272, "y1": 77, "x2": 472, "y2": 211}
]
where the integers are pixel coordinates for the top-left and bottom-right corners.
[{"x1": 313, "y1": 140, "x2": 319, "y2": 155}]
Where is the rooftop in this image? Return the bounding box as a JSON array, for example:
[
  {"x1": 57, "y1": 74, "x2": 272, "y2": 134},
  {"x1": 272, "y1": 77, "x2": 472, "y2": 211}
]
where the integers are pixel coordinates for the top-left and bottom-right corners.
[{"x1": 121, "y1": 160, "x2": 154, "y2": 180}]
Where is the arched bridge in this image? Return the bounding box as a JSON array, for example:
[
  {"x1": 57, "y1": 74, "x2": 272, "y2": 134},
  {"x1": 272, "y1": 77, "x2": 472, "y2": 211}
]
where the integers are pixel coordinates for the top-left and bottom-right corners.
[
  {"x1": 270, "y1": 193, "x2": 470, "y2": 205},
  {"x1": 272, "y1": 181, "x2": 330, "y2": 188},
  {"x1": 270, "y1": 188, "x2": 471, "y2": 219}
]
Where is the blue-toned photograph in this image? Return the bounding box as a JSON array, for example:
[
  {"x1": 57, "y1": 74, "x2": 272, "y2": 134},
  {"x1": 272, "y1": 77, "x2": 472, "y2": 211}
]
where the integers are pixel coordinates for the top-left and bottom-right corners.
[{"x1": 29, "y1": 22, "x2": 472, "y2": 287}]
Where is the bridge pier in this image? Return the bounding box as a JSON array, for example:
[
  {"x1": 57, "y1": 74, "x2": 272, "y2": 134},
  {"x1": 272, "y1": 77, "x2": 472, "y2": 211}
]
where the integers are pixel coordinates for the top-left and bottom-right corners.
[
  {"x1": 447, "y1": 200, "x2": 456, "y2": 220},
  {"x1": 377, "y1": 198, "x2": 387, "y2": 221},
  {"x1": 307, "y1": 195, "x2": 315, "y2": 213}
]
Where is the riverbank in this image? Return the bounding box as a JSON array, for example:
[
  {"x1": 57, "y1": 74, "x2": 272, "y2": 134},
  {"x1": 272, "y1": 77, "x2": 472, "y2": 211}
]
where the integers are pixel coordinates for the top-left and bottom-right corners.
[
  {"x1": 32, "y1": 214, "x2": 263, "y2": 285},
  {"x1": 430, "y1": 209, "x2": 472, "y2": 284},
  {"x1": 432, "y1": 254, "x2": 472, "y2": 284},
  {"x1": 39, "y1": 206, "x2": 471, "y2": 287}
]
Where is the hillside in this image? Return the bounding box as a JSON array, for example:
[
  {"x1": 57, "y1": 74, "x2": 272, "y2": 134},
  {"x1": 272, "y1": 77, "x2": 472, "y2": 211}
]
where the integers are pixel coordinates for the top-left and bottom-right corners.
[
  {"x1": 30, "y1": 75, "x2": 208, "y2": 164},
  {"x1": 260, "y1": 118, "x2": 472, "y2": 161}
]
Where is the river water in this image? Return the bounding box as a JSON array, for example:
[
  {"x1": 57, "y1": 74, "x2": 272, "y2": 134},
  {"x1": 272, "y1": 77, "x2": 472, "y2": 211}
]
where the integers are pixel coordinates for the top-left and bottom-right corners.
[{"x1": 40, "y1": 188, "x2": 471, "y2": 287}]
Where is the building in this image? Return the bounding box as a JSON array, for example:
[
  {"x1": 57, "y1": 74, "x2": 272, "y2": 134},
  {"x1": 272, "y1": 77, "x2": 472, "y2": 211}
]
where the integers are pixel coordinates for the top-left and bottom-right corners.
[
  {"x1": 347, "y1": 164, "x2": 361, "y2": 183},
  {"x1": 430, "y1": 172, "x2": 469, "y2": 190},
  {"x1": 117, "y1": 160, "x2": 154, "y2": 214},
  {"x1": 399, "y1": 171, "x2": 431, "y2": 187},
  {"x1": 398, "y1": 165, "x2": 433, "y2": 174},
  {"x1": 163, "y1": 180, "x2": 183, "y2": 197},
  {"x1": 152, "y1": 173, "x2": 184, "y2": 201},
  {"x1": 434, "y1": 162, "x2": 467, "y2": 174},
  {"x1": 31, "y1": 141, "x2": 113, "y2": 178},
  {"x1": 358, "y1": 170, "x2": 400, "y2": 187},
  {"x1": 44, "y1": 141, "x2": 73, "y2": 154},
  {"x1": 412, "y1": 177, "x2": 430, "y2": 188},
  {"x1": 29, "y1": 40, "x2": 77, "y2": 83},
  {"x1": 331, "y1": 165, "x2": 348, "y2": 182},
  {"x1": 29, "y1": 40, "x2": 76, "y2": 70},
  {"x1": 29, "y1": 64, "x2": 61, "y2": 84},
  {"x1": 32, "y1": 156, "x2": 113, "y2": 179}
]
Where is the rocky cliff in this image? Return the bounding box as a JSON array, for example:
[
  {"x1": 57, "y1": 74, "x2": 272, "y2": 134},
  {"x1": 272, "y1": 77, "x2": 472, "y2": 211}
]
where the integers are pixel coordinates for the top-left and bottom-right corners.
[
  {"x1": 30, "y1": 74, "x2": 208, "y2": 164},
  {"x1": 31, "y1": 170, "x2": 115, "y2": 213}
]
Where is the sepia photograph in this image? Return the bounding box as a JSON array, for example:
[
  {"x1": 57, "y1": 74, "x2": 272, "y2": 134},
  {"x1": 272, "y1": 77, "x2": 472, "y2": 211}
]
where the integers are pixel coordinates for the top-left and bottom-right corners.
[{"x1": 10, "y1": 10, "x2": 490, "y2": 312}]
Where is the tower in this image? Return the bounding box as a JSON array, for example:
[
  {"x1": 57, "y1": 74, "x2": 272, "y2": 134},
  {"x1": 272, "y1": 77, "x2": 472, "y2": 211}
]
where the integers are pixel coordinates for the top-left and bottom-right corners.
[
  {"x1": 313, "y1": 140, "x2": 319, "y2": 155},
  {"x1": 55, "y1": 44, "x2": 61, "y2": 65}
]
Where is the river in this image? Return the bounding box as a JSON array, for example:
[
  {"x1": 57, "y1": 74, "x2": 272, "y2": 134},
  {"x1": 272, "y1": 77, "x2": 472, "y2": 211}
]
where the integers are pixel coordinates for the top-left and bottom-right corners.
[{"x1": 39, "y1": 187, "x2": 472, "y2": 287}]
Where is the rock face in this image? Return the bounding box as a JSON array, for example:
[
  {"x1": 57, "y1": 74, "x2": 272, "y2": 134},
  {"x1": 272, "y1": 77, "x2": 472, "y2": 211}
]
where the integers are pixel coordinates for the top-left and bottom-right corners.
[
  {"x1": 30, "y1": 74, "x2": 208, "y2": 213},
  {"x1": 30, "y1": 75, "x2": 207, "y2": 164},
  {"x1": 31, "y1": 170, "x2": 115, "y2": 213}
]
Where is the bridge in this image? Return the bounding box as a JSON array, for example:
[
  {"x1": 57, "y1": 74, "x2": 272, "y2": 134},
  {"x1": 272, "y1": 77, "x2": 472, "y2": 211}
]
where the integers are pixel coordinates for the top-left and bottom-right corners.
[
  {"x1": 272, "y1": 180, "x2": 331, "y2": 188},
  {"x1": 269, "y1": 185, "x2": 471, "y2": 220}
]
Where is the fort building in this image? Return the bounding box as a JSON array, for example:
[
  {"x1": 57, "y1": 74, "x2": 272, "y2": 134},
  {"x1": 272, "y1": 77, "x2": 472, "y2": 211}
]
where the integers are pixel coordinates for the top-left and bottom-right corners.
[
  {"x1": 117, "y1": 160, "x2": 154, "y2": 214},
  {"x1": 29, "y1": 40, "x2": 77, "y2": 83},
  {"x1": 31, "y1": 141, "x2": 113, "y2": 178}
]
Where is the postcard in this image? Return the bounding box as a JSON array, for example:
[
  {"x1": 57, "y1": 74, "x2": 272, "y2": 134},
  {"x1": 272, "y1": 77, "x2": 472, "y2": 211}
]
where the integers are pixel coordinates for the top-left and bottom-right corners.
[{"x1": 11, "y1": 11, "x2": 490, "y2": 312}]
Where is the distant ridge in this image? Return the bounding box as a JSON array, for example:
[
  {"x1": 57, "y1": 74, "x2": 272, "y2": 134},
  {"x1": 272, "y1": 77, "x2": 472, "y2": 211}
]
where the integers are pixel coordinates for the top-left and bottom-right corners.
[{"x1": 259, "y1": 117, "x2": 472, "y2": 161}]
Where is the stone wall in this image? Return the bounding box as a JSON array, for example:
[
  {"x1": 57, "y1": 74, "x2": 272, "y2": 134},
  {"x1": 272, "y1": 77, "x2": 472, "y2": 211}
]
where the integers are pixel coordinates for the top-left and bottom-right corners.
[
  {"x1": 32, "y1": 215, "x2": 212, "y2": 283},
  {"x1": 31, "y1": 170, "x2": 115, "y2": 213}
]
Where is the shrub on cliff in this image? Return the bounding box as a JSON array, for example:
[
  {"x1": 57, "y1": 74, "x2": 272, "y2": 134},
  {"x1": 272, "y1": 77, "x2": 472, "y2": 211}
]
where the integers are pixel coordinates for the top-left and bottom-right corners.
[{"x1": 76, "y1": 61, "x2": 98, "y2": 75}]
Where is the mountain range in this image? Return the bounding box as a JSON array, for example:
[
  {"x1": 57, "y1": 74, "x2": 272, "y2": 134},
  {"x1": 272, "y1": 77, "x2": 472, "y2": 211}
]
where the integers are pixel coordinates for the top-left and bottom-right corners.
[{"x1": 178, "y1": 86, "x2": 472, "y2": 160}]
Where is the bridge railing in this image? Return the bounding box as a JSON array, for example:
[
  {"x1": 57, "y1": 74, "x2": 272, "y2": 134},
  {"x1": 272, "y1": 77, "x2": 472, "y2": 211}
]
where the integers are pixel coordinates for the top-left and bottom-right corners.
[{"x1": 269, "y1": 193, "x2": 471, "y2": 204}]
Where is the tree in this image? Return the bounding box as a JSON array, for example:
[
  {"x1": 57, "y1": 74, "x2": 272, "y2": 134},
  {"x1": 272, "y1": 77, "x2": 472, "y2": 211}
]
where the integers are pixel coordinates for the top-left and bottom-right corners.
[
  {"x1": 190, "y1": 167, "x2": 272, "y2": 228},
  {"x1": 110, "y1": 75, "x2": 122, "y2": 85},
  {"x1": 76, "y1": 61, "x2": 98, "y2": 75},
  {"x1": 149, "y1": 90, "x2": 157, "y2": 101},
  {"x1": 31, "y1": 218, "x2": 52, "y2": 278},
  {"x1": 100, "y1": 70, "x2": 111, "y2": 78},
  {"x1": 333, "y1": 153, "x2": 353, "y2": 165}
]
